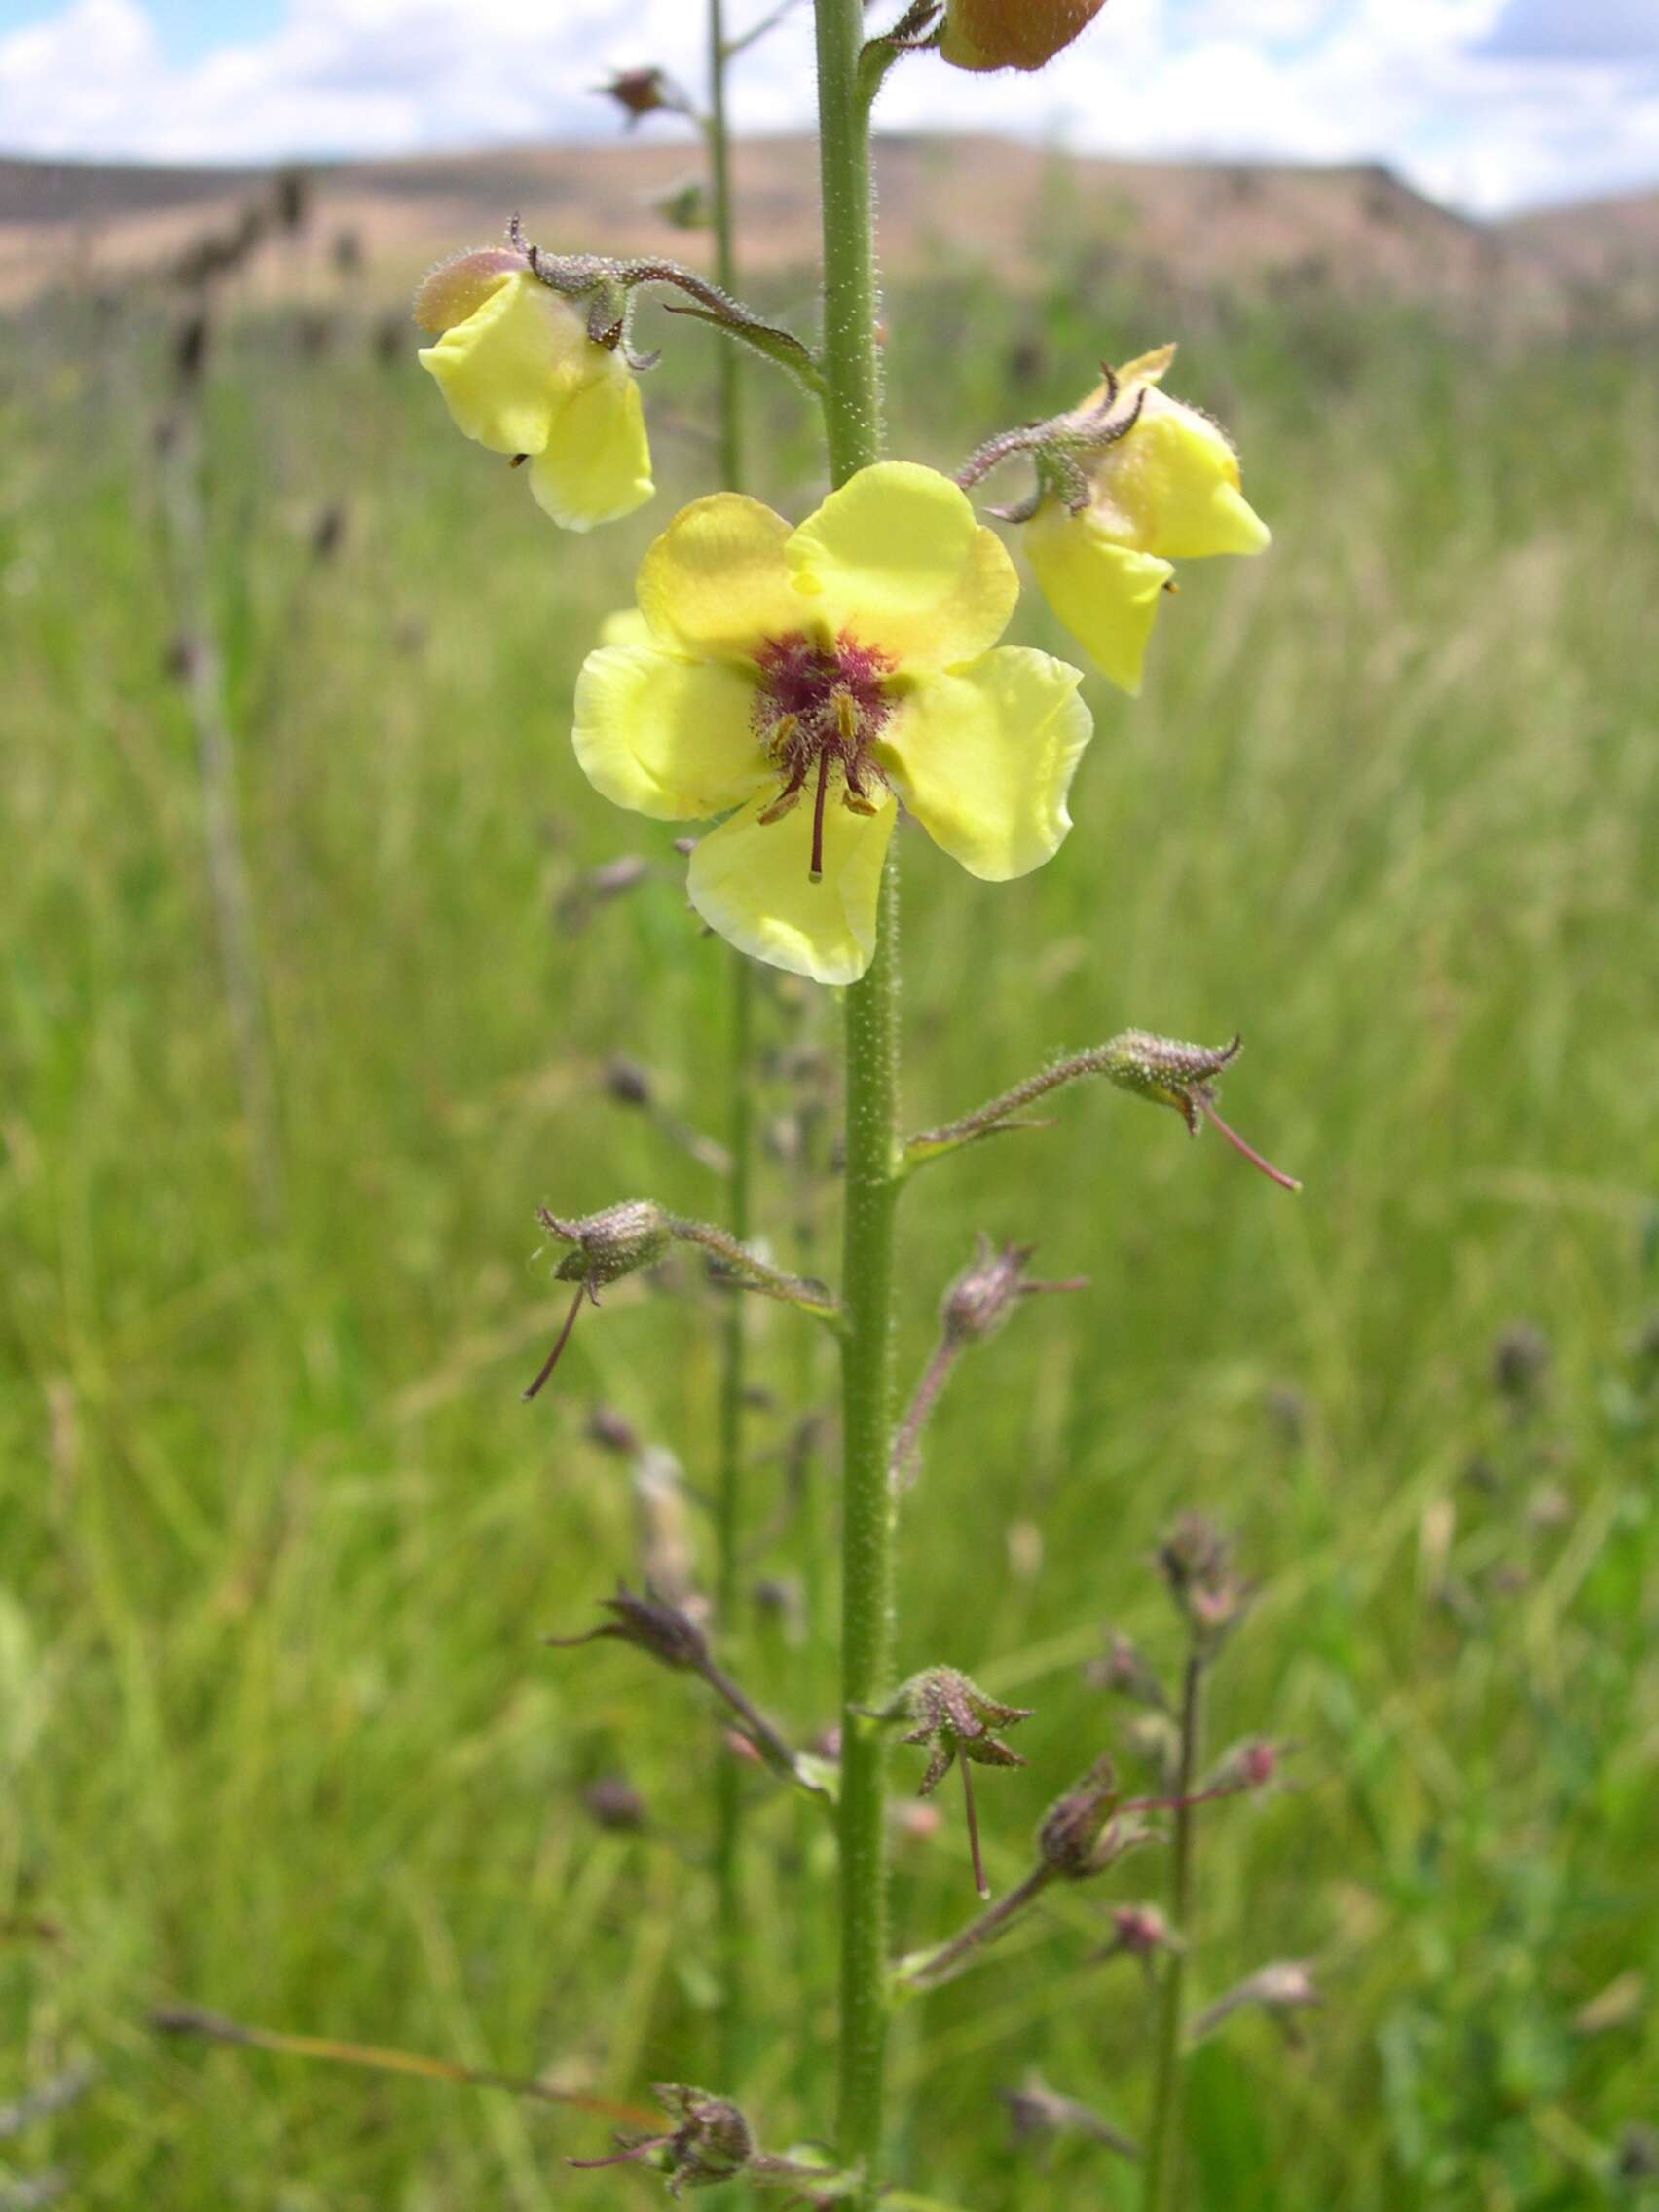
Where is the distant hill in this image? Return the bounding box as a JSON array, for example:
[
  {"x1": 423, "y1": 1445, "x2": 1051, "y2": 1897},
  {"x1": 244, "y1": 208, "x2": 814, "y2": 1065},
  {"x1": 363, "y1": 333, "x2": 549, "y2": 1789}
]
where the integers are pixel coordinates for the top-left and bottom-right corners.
[
  {"x1": 1505, "y1": 188, "x2": 1659, "y2": 295},
  {"x1": 1, "y1": 134, "x2": 1652, "y2": 319}
]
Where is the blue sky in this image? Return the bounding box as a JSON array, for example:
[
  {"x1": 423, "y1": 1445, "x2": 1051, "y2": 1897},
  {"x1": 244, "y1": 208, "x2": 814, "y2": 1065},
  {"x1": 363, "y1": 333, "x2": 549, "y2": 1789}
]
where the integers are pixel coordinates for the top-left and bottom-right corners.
[{"x1": 0, "y1": 0, "x2": 1653, "y2": 214}]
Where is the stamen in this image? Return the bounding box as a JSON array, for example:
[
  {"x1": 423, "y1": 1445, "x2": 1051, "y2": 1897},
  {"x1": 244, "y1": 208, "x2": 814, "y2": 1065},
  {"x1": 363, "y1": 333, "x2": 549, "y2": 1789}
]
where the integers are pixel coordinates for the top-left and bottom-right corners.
[
  {"x1": 765, "y1": 710, "x2": 798, "y2": 763},
  {"x1": 757, "y1": 760, "x2": 806, "y2": 825},
  {"x1": 809, "y1": 750, "x2": 830, "y2": 883}
]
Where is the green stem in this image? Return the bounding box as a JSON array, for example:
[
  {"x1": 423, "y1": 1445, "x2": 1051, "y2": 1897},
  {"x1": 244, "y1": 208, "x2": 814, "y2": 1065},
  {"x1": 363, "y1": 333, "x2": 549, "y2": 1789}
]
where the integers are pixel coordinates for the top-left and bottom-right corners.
[
  {"x1": 1143, "y1": 1650, "x2": 1205, "y2": 2212},
  {"x1": 708, "y1": 0, "x2": 754, "y2": 2098},
  {"x1": 812, "y1": 11, "x2": 894, "y2": 2197},
  {"x1": 708, "y1": 0, "x2": 745, "y2": 490},
  {"x1": 714, "y1": 958, "x2": 754, "y2": 2083}
]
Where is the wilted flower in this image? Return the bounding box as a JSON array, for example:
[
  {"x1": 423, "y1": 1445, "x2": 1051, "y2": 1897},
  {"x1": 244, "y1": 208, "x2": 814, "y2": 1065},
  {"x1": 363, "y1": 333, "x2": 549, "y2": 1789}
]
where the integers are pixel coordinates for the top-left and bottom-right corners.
[
  {"x1": 415, "y1": 249, "x2": 653, "y2": 531},
  {"x1": 1037, "y1": 1753, "x2": 1122, "y2": 1877},
  {"x1": 1025, "y1": 345, "x2": 1269, "y2": 693},
  {"x1": 571, "y1": 464, "x2": 1092, "y2": 982},
  {"x1": 571, "y1": 2082, "x2": 753, "y2": 2194},
  {"x1": 1157, "y1": 1510, "x2": 1255, "y2": 1646},
  {"x1": 1100, "y1": 1030, "x2": 1300, "y2": 1190},
  {"x1": 545, "y1": 1580, "x2": 710, "y2": 1672},
  {"x1": 940, "y1": 0, "x2": 1108, "y2": 72},
  {"x1": 595, "y1": 66, "x2": 690, "y2": 127},
  {"x1": 884, "y1": 1665, "x2": 1034, "y2": 1896},
  {"x1": 1189, "y1": 1959, "x2": 1322, "y2": 2044}
]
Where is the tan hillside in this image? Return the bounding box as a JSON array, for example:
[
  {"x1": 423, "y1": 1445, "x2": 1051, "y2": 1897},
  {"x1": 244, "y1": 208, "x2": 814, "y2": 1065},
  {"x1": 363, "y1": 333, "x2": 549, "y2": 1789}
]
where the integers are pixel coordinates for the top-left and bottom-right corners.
[{"x1": 0, "y1": 132, "x2": 1648, "y2": 316}]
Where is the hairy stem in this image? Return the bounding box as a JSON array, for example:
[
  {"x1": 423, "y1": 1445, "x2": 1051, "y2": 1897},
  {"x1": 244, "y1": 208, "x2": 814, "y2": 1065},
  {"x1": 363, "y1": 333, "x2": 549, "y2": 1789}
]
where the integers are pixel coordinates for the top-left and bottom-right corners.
[
  {"x1": 813, "y1": 4, "x2": 895, "y2": 2198},
  {"x1": 1143, "y1": 1651, "x2": 1205, "y2": 2212},
  {"x1": 672, "y1": 1217, "x2": 841, "y2": 1324},
  {"x1": 706, "y1": 0, "x2": 756, "y2": 2104}
]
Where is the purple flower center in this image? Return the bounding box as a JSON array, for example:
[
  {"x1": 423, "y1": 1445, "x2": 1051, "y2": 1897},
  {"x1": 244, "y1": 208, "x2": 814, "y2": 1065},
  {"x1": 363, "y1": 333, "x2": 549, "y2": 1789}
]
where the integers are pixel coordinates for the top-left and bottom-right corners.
[{"x1": 752, "y1": 630, "x2": 895, "y2": 881}]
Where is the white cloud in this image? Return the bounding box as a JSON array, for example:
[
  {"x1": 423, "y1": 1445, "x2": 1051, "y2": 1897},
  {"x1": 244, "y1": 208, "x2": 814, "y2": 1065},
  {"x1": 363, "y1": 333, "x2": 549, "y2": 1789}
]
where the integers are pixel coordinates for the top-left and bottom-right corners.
[{"x1": 0, "y1": 0, "x2": 1654, "y2": 213}]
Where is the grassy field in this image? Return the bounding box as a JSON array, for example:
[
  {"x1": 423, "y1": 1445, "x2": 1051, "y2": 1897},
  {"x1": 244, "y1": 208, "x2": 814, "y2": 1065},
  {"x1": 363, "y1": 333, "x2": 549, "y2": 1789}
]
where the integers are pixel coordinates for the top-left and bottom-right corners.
[{"x1": 1, "y1": 227, "x2": 1657, "y2": 2212}]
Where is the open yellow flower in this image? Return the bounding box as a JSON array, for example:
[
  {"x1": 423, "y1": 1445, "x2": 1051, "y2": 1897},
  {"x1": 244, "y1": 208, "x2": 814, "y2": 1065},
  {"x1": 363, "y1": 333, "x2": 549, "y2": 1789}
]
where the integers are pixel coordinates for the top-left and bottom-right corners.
[
  {"x1": 1025, "y1": 345, "x2": 1270, "y2": 694},
  {"x1": 414, "y1": 250, "x2": 653, "y2": 532},
  {"x1": 572, "y1": 463, "x2": 1093, "y2": 985}
]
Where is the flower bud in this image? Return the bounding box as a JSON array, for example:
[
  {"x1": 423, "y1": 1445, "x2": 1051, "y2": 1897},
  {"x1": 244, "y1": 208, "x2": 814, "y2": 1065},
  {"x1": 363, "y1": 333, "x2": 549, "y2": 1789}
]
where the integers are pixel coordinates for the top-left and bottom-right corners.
[
  {"x1": 1107, "y1": 1901, "x2": 1175, "y2": 1957},
  {"x1": 412, "y1": 247, "x2": 530, "y2": 337},
  {"x1": 651, "y1": 177, "x2": 713, "y2": 233},
  {"x1": 1201, "y1": 1734, "x2": 1284, "y2": 1795},
  {"x1": 1492, "y1": 1318, "x2": 1550, "y2": 1405},
  {"x1": 582, "y1": 1774, "x2": 647, "y2": 1831},
  {"x1": 1189, "y1": 1959, "x2": 1322, "y2": 2044},
  {"x1": 585, "y1": 1403, "x2": 640, "y2": 1456},
  {"x1": 571, "y1": 2082, "x2": 754, "y2": 2190},
  {"x1": 546, "y1": 1580, "x2": 710, "y2": 1673},
  {"x1": 1084, "y1": 1629, "x2": 1169, "y2": 1710},
  {"x1": 604, "y1": 1055, "x2": 654, "y2": 1108},
  {"x1": 940, "y1": 1235, "x2": 1036, "y2": 1343},
  {"x1": 1037, "y1": 1754, "x2": 1121, "y2": 1877},
  {"x1": 1157, "y1": 1510, "x2": 1254, "y2": 1647},
  {"x1": 595, "y1": 66, "x2": 684, "y2": 127},
  {"x1": 940, "y1": 0, "x2": 1107, "y2": 72},
  {"x1": 539, "y1": 1199, "x2": 672, "y2": 1289}
]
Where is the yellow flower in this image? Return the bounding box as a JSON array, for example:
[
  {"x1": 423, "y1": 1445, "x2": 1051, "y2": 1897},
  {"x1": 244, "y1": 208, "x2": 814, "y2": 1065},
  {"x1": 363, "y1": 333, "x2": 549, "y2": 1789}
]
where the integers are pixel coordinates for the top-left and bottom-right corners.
[
  {"x1": 1025, "y1": 345, "x2": 1270, "y2": 694},
  {"x1": 940, "y1": 0, "x2": 1107, "y2": 71},
  {"x1": 572, "y1": 463, "x2": 1093, "y2": 985},
  {"x1": 414, "y1": 250, "x2": 653, "y2": 532}
]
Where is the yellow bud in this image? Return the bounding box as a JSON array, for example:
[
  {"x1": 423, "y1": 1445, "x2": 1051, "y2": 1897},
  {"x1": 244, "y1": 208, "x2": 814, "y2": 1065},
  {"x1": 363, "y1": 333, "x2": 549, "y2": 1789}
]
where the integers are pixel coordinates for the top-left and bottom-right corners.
[
  {"x1": 940, "y1": 0, "x2": 1108, "y2": 71},
  {"x1": 412, "y1": 247, "x2": 531, "y2": 335}
]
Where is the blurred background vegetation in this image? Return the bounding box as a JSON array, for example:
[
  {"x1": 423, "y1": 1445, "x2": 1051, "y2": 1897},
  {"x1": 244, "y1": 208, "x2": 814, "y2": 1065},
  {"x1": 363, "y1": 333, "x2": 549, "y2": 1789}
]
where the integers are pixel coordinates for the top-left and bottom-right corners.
[{"x1": 1, "y1": 145, "x2": 1656, "y2": 2210}]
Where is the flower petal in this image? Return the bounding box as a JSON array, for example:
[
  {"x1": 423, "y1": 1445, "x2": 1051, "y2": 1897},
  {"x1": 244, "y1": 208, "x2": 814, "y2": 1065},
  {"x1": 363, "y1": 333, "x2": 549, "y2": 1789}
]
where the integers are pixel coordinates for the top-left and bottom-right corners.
[
  {"x1": 1088, "y1": 391, "x2": 1271, "y2": 561},
  {"x1": 571, "y1": 644, "x2": 769, "y2": 821},
  {"x1": 417, "y1": 270, "x2": 588, "y2": 456},
  {"x1": 636, "y1": 493, "x2": 811, "y2": 660},
  {"x1": 882, "y1": 648, "x2": 1092, "y2": 881},
  {"x1": 1024, "y1": 518, "x2": 1173, "y2": 695},
  {"x1": 687, "y1": 790, "x2": 896, "y2": 984},
  {"x1": 786, "y1": 462, "x2": 1018, "y2": 668},
  {"x1": 598, "y1": 606, "x2": 652, "y2": 647},
  {"x1": 529, "y1": 366, "x2": 654, "y2": 531}
]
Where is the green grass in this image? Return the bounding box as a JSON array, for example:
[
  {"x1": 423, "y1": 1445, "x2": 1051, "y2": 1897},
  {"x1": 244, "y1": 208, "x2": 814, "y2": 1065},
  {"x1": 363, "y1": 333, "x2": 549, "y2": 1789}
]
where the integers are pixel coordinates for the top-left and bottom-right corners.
[{"x1": 1, "y1": 255, "x2": 1656, "y2": 2212}]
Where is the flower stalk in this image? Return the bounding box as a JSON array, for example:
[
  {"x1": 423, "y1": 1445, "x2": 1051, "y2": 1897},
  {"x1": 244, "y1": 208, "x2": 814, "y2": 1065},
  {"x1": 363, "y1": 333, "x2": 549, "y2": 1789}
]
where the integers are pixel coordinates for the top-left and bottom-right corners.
[
  {"x1": 812, "y1": 1, "x2": 898, "y2": 2197},
  {"x1": 708, "y1": 0, "x2": 756, "y2": 2093},
  {"x1": 1141, "y1": 1650, "x2": 1204, "y2": 2212}
]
